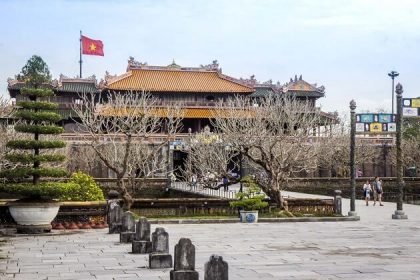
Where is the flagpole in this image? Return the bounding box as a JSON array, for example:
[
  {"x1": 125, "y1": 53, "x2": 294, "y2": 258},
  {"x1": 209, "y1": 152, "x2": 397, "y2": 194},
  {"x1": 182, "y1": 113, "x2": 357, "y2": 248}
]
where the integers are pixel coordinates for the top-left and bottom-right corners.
[{"x1": 79, "y1": 30, "x2": 82, "y2": 78}]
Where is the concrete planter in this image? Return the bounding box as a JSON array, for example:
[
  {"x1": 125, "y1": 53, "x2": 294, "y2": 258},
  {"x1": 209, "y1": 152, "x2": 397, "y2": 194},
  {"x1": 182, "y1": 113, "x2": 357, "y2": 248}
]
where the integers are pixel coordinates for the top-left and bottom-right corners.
[
  {"x1": 8, "y1": 202, "x2": 60, "y2": 234},
  {"x1": 239, "y1": 210, "x2": 259, "y2": 223}
]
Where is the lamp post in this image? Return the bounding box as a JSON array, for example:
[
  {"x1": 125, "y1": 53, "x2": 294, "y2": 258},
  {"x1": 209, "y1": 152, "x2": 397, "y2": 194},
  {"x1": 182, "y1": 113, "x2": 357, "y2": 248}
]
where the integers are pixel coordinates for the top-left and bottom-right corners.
[
  {"x1": 388, "y1": 70, "x2": 399, "y2": 115},
  {"x1": 348, "y1": 100, "x2": 357, "y2": 217},
  {"x1": 392, "y1": 83, "x2": 408, "y2": 219},
  {"x1": 239, "y1": 151, "x2": 243, "y2": 193}
]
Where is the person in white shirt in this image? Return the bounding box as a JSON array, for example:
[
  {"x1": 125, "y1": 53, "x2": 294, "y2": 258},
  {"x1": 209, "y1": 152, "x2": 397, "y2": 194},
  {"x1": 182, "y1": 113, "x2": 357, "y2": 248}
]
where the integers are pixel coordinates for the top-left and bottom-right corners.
[{"x1": 363, "y1": 180, "x2": 372, "y2": 206}]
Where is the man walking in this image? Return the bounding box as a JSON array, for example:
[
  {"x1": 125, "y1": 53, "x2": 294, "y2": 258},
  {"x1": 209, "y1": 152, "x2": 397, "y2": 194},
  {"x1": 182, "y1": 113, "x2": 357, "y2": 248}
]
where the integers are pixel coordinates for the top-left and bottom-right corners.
[{"x1": 222, "y1": 175, "x2": 229, "y2": 192}]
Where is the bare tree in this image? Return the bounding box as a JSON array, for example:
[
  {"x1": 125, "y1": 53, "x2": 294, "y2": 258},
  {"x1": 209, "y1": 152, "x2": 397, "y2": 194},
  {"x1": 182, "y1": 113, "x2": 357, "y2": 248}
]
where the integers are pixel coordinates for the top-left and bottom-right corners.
[
  {"x1": 66, "y1": 144, "x2": 98, "y2": 175},
  {"x1": 390, "y1": 122, "x2": 420, "y2": 171},
  {"x1": 125, "y1": 141, "x2": 168, "y2": 194},
  {"x1": 179, "y1": 126, "x2": 240, "y2": 189},
  {"x1": 212, "y1": 95, "x2": 324, "y2": 208},
  {"x1": 316, "y1": 119, "x2": 375, "y2": 177},
  {"x1": 0, "y1": 96, "x2": 15, "y2": 172},
  {"x1": 73, "y1": 91, "x2": 183, "y2": 209}
]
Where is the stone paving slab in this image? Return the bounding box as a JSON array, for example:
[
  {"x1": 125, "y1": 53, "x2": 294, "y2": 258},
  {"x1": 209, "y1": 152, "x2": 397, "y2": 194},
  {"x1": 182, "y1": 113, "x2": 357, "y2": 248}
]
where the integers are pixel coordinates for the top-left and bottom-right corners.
[{"x1": 1, "y1": 195, "x2": 420, "y2": 279}]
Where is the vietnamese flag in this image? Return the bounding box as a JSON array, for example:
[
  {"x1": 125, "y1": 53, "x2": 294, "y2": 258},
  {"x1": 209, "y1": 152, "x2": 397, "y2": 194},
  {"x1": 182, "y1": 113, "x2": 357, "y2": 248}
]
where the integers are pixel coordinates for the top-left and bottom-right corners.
[{"x1": 81, "y1": 35, "x2": 104, "y2": 56}]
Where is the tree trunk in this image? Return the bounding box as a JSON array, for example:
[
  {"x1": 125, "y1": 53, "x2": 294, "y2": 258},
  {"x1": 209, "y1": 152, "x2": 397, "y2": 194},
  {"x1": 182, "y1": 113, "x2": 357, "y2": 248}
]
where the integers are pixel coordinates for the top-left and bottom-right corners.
[
  {"x1": 116, "y1": 177, "x2": 133, "y2": 211},
  {"x1": 268, "y1": 177, "x2": 284, "y2": 209}
]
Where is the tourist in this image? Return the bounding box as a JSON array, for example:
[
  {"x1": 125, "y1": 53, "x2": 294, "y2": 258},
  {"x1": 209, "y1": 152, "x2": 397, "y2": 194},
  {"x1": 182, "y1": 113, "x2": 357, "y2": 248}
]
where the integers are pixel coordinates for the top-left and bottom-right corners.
[
  {"x1": 223, "y1": 175, "x2": 229, "y2": 191},
  {"x1": 170, "y1": 172, "x2": 176, "y2": 183},
  {"x1": 373, "y1": 176, "x2": 384, "y2": 206},
  {"x1": 191, "y1": 174, "x2": 197, "y2": 189},
  {"x1": 363, "y1": 180, "x2": 372, "y2": 206}
]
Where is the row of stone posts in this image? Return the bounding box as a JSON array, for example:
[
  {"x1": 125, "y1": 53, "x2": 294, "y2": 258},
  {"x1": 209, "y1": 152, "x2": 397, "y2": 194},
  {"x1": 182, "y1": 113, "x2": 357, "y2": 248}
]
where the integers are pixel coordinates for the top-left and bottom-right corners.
[{"x1": 108, "y1": 204, "x2": 228, "y2": 279}]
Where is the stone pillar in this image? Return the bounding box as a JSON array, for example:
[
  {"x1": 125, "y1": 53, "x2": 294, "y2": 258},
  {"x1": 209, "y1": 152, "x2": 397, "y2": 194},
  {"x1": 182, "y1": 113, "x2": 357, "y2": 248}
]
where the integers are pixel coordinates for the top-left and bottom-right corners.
[
  {"x1": 170, "y1": 238, "x2": 199, "y2": 280},
  {"x1": 120, "y1": 211, "x2": 136, "y2": 243},
  {"x1": 149, "y1": 227, "x2": 173, "y2": 269},
  {"x1": 392, "y1": 83, "x2": 408, "y2": 219},
  {"x1": 204, "y1": 255, "x2": 228, "y2": 280},
  {"x1": 333, "y1": 190, "x2": 342, "y2": 215},
  {"x1": 108, "y1": 203, "x2": 123, "y2": 234},
  {"x1": 132, "y1": 217, "x2": 152, "y2": 254}
]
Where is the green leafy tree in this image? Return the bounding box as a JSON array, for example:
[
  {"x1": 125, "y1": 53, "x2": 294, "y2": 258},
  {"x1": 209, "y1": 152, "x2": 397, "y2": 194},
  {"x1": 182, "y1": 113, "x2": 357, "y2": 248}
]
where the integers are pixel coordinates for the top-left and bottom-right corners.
[
  {"x1": 16, "y1": 55, "x2": 51, "y2": 88},
  {"x1": 0, "y1": 56, "x2": 66, "y2": 199}
]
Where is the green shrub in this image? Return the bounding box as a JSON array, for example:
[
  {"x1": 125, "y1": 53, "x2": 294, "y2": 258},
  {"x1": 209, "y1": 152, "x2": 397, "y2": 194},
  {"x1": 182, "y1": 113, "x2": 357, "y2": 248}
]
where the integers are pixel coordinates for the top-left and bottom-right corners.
[
  {"x1": 6, "y1": 140, "x2": 66, "y2": 149},
  {"x1": 229, "y1": 176, "x2": 269, "y2": 211},
  {"x1": 14, "y1": 111, "x2": 61, "y2": 122},
  {"x1": 65, "y1": 172, "x2": 105, "y2": 201},
  {"x1": 0, "y1": 167, "x2": 68, "y2": 178},
  {"x1": 5, "y1": 153, "x2": 65, "y2": 163},
  {"x1": 0, "y1": 182, "x2": 79, "y2": 200},
  {"x1": 20, "y1": 88, "x2": 54, "y2": 97},
  {"x1": 0, "y1": 173, "x2": 104, "y2": 201},
  {"x1": 17, "y1": 101, "x2": 58, "y2": 110},
  {"x1": 14, "y1": 124, "x2": 64, "y2": 134}
]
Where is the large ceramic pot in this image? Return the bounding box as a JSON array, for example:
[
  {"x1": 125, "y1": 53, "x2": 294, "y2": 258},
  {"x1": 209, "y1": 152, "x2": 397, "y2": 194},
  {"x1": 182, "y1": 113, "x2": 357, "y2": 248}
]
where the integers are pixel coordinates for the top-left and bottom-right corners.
[
  {"x1": 239, "y1": 210, "x2": 259, "y2": 223},
  {"x1": 8, "y1": 201, "x2": 60, "y2": 234}
]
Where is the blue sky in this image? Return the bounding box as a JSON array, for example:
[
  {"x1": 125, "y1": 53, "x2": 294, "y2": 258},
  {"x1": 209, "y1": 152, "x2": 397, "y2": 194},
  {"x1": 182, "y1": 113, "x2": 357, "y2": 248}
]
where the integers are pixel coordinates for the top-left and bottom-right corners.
[{"x1": 1, "y1": 0, "x2": 419, "y2": 114}]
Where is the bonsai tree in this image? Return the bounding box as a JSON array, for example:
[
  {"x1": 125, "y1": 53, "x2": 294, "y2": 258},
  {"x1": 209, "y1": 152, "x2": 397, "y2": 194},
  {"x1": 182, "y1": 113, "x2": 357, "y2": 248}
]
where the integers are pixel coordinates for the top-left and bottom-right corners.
[
  {"x1": 230, "y1": 176, "x2": 268, "y2": 211},
  {"x1": 0, "y1": 55, "x2": 67, "y2": 199}
]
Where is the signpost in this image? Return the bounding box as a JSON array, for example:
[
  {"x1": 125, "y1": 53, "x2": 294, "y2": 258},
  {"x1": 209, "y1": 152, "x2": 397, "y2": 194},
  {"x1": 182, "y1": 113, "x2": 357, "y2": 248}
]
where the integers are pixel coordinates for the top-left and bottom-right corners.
[
  {"x1": 355, "y1": 113, "x2": 396, "y2": 133},
  {"x1": 403, "y1": 98, "x2": 420, "y2": 117}
]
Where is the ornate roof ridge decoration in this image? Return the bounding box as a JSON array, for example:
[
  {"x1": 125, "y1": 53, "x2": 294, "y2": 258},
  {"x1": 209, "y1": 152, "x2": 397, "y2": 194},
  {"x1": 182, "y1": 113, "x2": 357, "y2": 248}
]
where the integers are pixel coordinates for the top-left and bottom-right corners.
[
  {"x1": 59, "y1": 74, "x2": 97, "y2": 84},
  {"x1": 7, "y1": 78, "x2": 19, "y2": 86},
  {"x1": 127, "y1": 57, "x2": 223, "y2": 73},
  {"x1": 103, "y1": 70, "x2": 132, "y2": 86},
  {"x1": 7, "y1": 78, "x2": 55, "y2": 89},
  {"x1": 238, "y1": 76, "x2": 282, "y2": 92},
  {"x1": 127, "y1": 56, "x2": 148, "y2": 71},
  {"x1": 199, "y1": 60, "x2": 222, "y2": 73},
  {"x1": 239, "y1": 75, "x2": 258, "y2": 87},
  {"x1": 167, "y1": 59, "x2": 181, "y2": 69}
]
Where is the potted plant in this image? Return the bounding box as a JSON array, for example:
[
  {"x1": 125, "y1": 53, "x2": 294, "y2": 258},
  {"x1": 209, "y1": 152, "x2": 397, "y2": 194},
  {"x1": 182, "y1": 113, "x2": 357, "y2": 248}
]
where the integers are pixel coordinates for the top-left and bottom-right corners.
[
  {"x1": 0, "y1": 55, "x2": 68, "y2": 234},
  {"x1": 229, "y1": 176, "x2": 268, "y2": 223}
]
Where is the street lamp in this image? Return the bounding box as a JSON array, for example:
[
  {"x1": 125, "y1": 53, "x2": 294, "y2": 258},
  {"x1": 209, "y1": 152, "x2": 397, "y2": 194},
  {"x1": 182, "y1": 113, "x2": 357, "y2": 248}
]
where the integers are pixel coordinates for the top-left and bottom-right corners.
[
  {"x1": 388, "y1": 70, "x2": 399, "y2": 115},
  {"x1": 348, "y1": 100, "x2": 357, "y2": 217},
  {"x1": 392, "y1": 83, "x2": 408, "y2": 219}
]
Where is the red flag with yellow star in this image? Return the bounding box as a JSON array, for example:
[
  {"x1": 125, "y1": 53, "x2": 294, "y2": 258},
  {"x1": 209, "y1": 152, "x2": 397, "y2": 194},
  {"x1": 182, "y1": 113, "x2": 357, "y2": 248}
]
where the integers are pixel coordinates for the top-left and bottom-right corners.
[{"x1": 81, "y1": 35, "x2": 104, "y2": 56}]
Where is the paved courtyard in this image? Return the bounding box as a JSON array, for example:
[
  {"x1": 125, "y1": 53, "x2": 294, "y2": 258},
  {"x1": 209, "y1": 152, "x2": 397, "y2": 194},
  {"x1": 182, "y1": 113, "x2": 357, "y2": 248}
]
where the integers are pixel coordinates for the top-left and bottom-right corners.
[{"x1": 1, "y1": 196, "x2": 420, "y2": 280}]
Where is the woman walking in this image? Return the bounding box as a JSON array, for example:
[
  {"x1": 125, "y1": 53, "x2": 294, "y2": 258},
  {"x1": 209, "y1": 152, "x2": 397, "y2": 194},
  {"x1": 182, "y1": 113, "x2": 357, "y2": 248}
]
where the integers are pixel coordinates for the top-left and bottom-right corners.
[{"x1": 363, "y1": 180, "x2": 372, "y2": 206}]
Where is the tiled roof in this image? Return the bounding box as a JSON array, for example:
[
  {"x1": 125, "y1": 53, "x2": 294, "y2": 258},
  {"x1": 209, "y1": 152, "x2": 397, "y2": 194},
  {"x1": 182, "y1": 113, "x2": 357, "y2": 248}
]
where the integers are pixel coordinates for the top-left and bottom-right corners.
[
  {"x1": 284, "y1": 76, "x2": 325, "y2": 98},
  {"x1": 55, "y1": 109, "x2": 78, "y2": 120},
  {"x1": 106, "y1": 69, "x2": 254, "y2": 93},
  {"x1": 250, "y1": 86, "x2": 277, "y2": 98},
  {"x1": 59, "y1": 81, "x2": 99, "y2": 93},
  {"x1": 7, "y1": 76, "x2": 99, "y2": 94}
]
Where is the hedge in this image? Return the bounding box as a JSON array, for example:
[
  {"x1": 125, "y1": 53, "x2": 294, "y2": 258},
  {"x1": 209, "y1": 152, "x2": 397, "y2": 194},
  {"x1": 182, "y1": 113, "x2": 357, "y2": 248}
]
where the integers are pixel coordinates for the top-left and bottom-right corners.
[
  {"x1": 14, "y1": 124, "x2": 64, "y2": 135},
  {"x1": 20, "y1": 88, "x2": 54, "y2": 97},
  {"x1": 7, "y1": 140, "x2": 66, "y2": 149},
  {"x1": 0, "y1": 167, "x2": 68, "y2": 179},
  {"x1": 0, "y1": 173, "x2": 105, "y2": 201},
  {"x1": 14, "y1": 111, "x2": 62, "y2": 122},
  {"x1": 16, "y1": 101, "x2": 58, "y2": 110},
  {"x1": 0, "y1": 182, "x2": 78, "y2": 200},
  {"x1": 5, "y1": 153, "x2": 66, "y2": 163}
]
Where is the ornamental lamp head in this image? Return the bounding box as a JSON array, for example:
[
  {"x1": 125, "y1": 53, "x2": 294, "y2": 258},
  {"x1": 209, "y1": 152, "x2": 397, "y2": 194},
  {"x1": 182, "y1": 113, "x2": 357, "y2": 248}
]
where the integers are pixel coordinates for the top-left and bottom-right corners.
[
  {"x1": 395, "y1": 83, "x2": 403, "y2": 97},
  {"x1": 349, "y1": 100, "x2": 356, "y2": 112}
]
